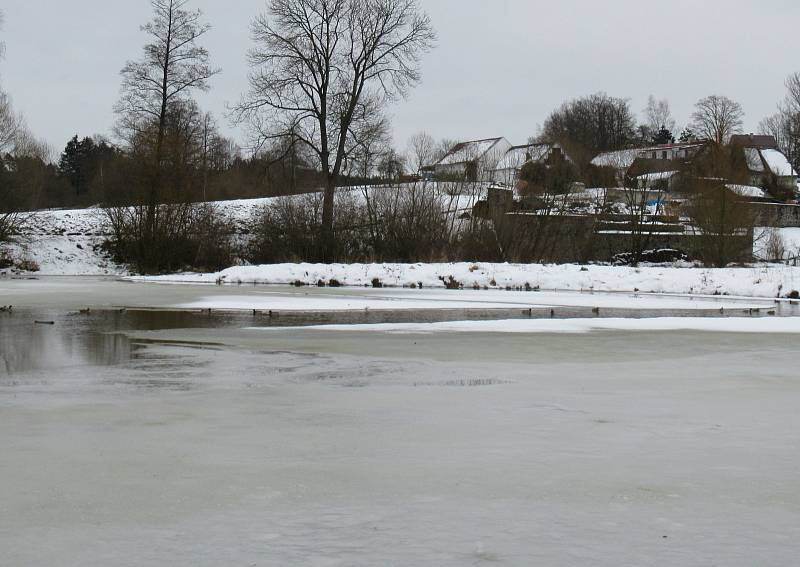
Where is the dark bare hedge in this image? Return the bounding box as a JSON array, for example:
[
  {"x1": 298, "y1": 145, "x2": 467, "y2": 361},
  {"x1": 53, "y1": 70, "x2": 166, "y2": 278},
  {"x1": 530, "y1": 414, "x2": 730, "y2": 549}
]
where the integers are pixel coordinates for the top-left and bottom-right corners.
[
  {"x1": 104, "y1": 202, "x2": 235, "y2": 274},
  {"x1": 249, "y1": 185, "x2": 459, "y2": 264}
]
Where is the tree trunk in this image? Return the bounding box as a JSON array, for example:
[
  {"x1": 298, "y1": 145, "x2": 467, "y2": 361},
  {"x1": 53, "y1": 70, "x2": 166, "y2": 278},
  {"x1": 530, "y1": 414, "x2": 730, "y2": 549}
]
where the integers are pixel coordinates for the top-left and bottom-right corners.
[{"x1": 320, "y1": 174, "x2": 336, "y2": 262}]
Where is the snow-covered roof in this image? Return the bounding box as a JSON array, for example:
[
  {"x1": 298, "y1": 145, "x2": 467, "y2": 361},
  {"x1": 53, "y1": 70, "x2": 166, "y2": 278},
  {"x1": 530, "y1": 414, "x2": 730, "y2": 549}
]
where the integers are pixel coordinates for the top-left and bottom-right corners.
[
  {"x1": 436, "y1": 138, "x2": 506, "y2": 166},
  {"x1": 744, "y1": 148, "x2": 765, "y2": 172},
  {"x1": 726, "y1": 184, "x2": 768, "y2": 199},
  {"x1": 634, "y1": 170, "x2": 679, "y2": 183},
  {"x1": 591, "y1": 149, "x2": 640, "y2": 169},
  {"x1": 760, "y1": 149, "x2": 797, "y2": 177},
  {"x1": 494, "y1": 144, "x2": 552, "y2": 171}
]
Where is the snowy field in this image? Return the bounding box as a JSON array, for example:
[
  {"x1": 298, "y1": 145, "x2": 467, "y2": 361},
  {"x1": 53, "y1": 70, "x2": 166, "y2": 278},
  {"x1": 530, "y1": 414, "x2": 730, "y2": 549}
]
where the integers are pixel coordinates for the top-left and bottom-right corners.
[{"x1": 2, "y1": 297, "x2": 800, "y2": 565}]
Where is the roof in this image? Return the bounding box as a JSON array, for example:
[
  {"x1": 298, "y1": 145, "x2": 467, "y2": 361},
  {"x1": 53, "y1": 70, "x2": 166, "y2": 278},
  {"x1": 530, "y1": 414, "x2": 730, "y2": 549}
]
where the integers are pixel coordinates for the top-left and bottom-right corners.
[
  {"x1": 591, "y1": 149, "x2": 640, "y2": 169},
  {"x1": 435, "y1": 138, "x2": 506, "y2": 166},
  {"x1": 744, "y1": 148, "x2": 765, "y2": 172},
  {"x1": 636, "y1": 142, "x2": 706, "y2": 151},
  {"x1": 760, "y1": 149, "x2": 797, "y2": 177},
  {"x1": 592, "y1": 142, "x2": 707, "y2": 169},
  {"x1": 494, "y1": 143, "x2": 552, "y2": 171},
  {"x1": 726, "y1": 184, "x2": 768, "y2": 199},
  {"x1": 731, "y1": 134, "x2": 778, "y2": 149},
  {"x1": 634, "y1": 170, "x2": 680, "y2": 183}
]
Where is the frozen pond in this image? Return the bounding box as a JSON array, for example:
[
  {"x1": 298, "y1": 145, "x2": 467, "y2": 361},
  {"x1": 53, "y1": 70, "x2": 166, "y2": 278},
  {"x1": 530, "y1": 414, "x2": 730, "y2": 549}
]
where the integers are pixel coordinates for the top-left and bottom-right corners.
[{"x1": 2, "y1": 278, "x2": 800, "y2": 565}]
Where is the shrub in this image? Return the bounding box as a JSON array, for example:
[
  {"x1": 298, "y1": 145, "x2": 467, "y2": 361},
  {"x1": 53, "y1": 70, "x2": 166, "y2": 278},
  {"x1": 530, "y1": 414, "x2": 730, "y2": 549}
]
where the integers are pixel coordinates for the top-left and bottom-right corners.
[
  {"x1": 104, "y1": 202, "x2": 235, "y2": 274},
  {"x1": 439, "y1": 275, "x2": 462, "y2": 289}
]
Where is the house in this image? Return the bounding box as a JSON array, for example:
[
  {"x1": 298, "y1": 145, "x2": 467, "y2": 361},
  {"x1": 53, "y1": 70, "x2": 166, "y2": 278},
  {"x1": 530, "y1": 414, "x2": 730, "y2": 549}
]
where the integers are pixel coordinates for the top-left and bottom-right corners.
[
  {"x1": 433, "y1": 137, "x2": 512, "y2": 181},
  {"x1": 591, "y1": 142, "x2": 706, "y2": 187},
  {"x1": 730, "y1": 134, "x2": 798, "y2": 195},
  {"x1": 491, "y1": 142, "x2": 571, "y2": 187}
]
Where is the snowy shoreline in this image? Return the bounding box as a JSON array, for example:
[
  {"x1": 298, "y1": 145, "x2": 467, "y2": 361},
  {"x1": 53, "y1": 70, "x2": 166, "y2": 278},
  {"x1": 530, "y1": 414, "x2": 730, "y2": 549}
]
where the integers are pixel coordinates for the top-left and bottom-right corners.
[
  {"x1": 247, "y1": 316, "x2": 800, "y2": 334},
  {"x1": 130, "y1": 262, "x2": 800, "y2": 300}
]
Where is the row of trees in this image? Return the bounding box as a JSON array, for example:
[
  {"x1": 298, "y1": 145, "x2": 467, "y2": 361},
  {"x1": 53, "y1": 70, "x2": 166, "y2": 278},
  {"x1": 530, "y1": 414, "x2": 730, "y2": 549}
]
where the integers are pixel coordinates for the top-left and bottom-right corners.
[
  {"x1": 94, "y1": 0, "x2": 435, "y2": 271},
  {"x1": 537, "y1": 92, "x2": 746, "y2": 170}
]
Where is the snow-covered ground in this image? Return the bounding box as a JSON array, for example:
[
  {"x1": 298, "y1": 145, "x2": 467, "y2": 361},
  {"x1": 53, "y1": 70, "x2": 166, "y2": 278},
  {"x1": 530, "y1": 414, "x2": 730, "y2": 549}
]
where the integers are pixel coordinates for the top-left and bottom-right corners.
[
  {"x1": 2, "y1": 207, "x2": 122, "y2": 276},
  {"x1": 254, "y1": 316, "x2": 800, "y2": 334},
  {"x1": 138, "y1": 262, "x2": 800, "y2": 300}
]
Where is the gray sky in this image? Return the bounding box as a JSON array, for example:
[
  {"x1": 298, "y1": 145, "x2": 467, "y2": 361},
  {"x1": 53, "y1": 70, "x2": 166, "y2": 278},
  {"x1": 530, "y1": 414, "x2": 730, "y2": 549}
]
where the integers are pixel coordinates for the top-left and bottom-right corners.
[{"x1": 2, "y1": 0, "x2": 799, "y2": 155}]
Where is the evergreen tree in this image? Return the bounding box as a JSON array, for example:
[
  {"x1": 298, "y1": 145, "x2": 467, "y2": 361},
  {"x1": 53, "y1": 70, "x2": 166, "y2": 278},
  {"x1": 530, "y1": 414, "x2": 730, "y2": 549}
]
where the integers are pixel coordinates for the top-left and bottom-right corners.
[
  {"x1": 59, "y1": 135, "x2": 118, "y2": 197},
  {"x1": 59, "y1": 136, "x2": 94, "y2": 195},
  {"x1": 652, "y1": 126, "x2": 675, "y2": 145},
  {"x1": 678, "y1": 127, "x2": 698, "y2": 143}
]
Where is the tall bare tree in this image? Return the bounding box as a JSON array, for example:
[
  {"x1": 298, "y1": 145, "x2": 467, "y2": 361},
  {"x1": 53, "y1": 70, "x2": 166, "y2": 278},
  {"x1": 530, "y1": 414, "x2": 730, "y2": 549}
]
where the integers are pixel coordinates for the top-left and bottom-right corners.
[
  {"x1": 759, "y1": 72, "x2": 800, "y2": 172},
  {"x1": 0, "y1": 91, "x2": 21, "y2": 154},
  {"x1": 115, "y1": 0, "x2": 219, "y2": 204},
  {"x1": 542, "y1": 92, "x2": 637, "y2": 168},
  {"x1": 110, "y1": 0, "x2": 221, "y2": 273},
  {"x1": 643, "y1": 95, "x2": 676, "y2": 135},
  {"x1": 235, "y1": 0, "x2": 436, "y2": 260},
  {"x1": 406, "y1": 131, "x2": 435, "y2": 174},
  {"x1": 690, "y1": 95, "x2": 744, "y2": 145}
]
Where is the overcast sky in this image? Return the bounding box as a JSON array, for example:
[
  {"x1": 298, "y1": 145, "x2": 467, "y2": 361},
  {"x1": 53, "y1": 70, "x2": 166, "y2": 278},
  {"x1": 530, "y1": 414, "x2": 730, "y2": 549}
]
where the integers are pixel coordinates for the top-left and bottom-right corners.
[{"x1": 1, "y1": 0, "x2": 799, "y2": 155}]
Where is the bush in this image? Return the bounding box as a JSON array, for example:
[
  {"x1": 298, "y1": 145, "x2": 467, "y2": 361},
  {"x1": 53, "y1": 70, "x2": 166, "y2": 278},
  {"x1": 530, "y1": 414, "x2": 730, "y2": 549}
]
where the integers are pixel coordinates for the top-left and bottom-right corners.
[
  {"x1": 104, "y1": 202, "x2": 235, "y2": 274},
  {"x1": 249, "y1": 191, "x2": 371, "y2": 263},
  {"x1": 439, "y1": 275, "x2": 462, "y2": 289},
  {"x1": 363, "y1": 184, "x2": 454, "y2": 262},
  {"x1": 612, "y1": 249, "x2": 689, "y2": 266}
]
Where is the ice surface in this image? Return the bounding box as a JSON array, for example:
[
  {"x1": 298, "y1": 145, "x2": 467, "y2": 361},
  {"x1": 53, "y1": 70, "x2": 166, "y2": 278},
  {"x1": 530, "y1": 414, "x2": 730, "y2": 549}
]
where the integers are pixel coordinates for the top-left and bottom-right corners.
[
  {"x1": 175, "y1": 289, "x2": 773, "y2": 312},
  {"x1": 3, "y1": 317, "x2": 800, "y2": 566}
]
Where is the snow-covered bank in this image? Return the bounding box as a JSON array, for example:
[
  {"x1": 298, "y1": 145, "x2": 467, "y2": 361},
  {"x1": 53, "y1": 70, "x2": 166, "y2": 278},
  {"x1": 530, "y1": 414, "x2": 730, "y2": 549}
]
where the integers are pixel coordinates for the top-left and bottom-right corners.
[
  {"x1": 3, "y1": 236, "x2": 124, "y2": 276},
  {"x1": 135, "y1": 262, "x2": 800, "y2": 299},
  {"x1": 174, "y1": 289, "x2": 774, "y2": 312},
  {"x1": 251, "y1": 316, "x2": 800, "y2": 335},
  {"x1": 5, "y1": 196, "x2": 800, "y2": 283},
  {"x1": 1, "y1": 207, "x2": 124, "y2": 276}
]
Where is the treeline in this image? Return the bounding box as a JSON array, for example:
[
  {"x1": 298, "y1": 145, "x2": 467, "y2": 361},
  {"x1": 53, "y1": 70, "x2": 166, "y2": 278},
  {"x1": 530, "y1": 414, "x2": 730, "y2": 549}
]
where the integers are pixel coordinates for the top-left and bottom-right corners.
[{"x1": 2, "y1": 129, "x2": 339, "y2": 211}]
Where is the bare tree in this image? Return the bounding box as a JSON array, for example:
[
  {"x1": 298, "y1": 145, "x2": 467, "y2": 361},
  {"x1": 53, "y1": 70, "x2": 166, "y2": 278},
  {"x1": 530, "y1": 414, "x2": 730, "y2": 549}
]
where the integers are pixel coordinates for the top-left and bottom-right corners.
[
  {"x1": 115, "y1": 0, "x2": 219, "y2": 204},
  {"x1": 234, "y1": 0, "x2": 436, "y2": 260},
  {"x1": 644, "y1": 95, "x2": 676, "y2": 134},
  {"x1": 759, "y1": 73, "x2": 800, "y2": 172},
  {"x1": 406, "y1": 131, "x2": 435, "y2": 174},
  {"x1": 642, "y1": 95, "x2": 676, "y2": 143},
  {"x1": 109, "y1": 0, "x2": 222, "y2": 273},
  {"x1": 690, "y1": 95, "x2": 744, "y2": 145},
  {"x1": 542, "y1": 92, "x2": 637, "y2": 167},
  {"x1": 0, "y1": 13, "x2": 22, "y2": 155},
  {"x1": 0, "y1": 91, "x2": 22, "y2": 154}
]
